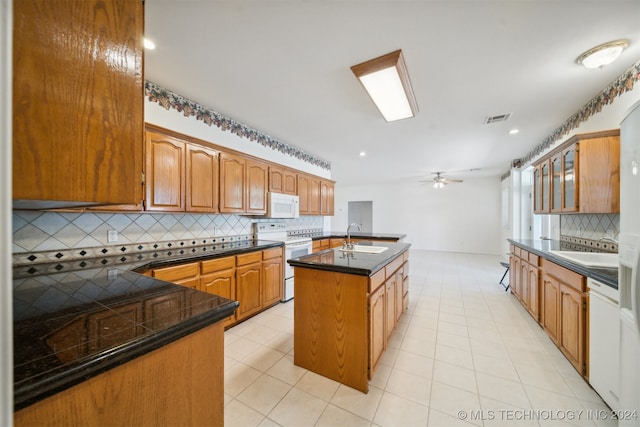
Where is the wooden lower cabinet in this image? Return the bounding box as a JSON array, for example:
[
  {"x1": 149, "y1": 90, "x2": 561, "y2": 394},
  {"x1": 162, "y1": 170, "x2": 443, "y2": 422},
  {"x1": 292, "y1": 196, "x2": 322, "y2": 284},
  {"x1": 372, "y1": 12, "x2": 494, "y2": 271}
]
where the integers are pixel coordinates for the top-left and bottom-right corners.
[
  {"x1": 510, "y1": 248, "x2": 588, "y2": 377},
  {"x1": 368, "y1": 285, "x2": 385, "y2": 373},
  {"x1": 294, "y1": 250, "x2": 409, "y2": 393},
  {"x1": 201, "y1": 257, "x2": 236, "y2": 327},
  {"x1": 148, "y1": 246, "x2": 284, "y2": 329},
  {"x1": 15, "y1": 322, "x2": 225, "y2": 427}
]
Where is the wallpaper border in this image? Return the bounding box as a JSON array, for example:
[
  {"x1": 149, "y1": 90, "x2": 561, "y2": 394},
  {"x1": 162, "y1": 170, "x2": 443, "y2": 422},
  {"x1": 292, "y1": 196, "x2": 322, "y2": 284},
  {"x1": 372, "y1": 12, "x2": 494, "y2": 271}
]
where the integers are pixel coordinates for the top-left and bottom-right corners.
[{"x1": 145, "y1": 81, "x2": 331, "y2": 170}]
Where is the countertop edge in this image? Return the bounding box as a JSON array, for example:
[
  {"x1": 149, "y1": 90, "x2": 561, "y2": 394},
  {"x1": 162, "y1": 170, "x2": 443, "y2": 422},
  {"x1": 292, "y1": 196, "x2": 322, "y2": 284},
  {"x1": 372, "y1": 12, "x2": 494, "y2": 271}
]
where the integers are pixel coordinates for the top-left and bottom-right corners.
[
  {"x1": 309, "y1": 232, "x2": 407, "y2": 241},
  {"x1": 14, "y1": 299, "x2": 238, "y2": 411},
  {"x1": 508, "y1": 239, "x2": 618, "y2": 289}
]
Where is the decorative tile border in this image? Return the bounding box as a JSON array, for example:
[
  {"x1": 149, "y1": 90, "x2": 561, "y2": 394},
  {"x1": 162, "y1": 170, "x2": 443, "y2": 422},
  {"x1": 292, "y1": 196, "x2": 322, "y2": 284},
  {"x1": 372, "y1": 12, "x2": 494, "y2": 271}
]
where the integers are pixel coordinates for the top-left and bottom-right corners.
[
  {"x1": 522, "y1": 60, "x2": 640, "y2": 165},
  {"x1": 560, "y1": 235, "x2": 618, "y2": 253},
  {"x1": 145, "y1": 81, "x2": 331, "y2": 170},
  {"x1": 13, "y1": 234, "x2": 253, "y2": 267}
]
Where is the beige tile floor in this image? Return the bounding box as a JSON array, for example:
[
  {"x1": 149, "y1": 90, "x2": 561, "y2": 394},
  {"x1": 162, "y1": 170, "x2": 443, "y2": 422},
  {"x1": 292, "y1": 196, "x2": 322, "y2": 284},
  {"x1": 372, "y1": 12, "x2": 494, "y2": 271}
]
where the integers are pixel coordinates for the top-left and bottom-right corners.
[{"x1": 224, "y1": 250, "x2": 615, "y2": 427}]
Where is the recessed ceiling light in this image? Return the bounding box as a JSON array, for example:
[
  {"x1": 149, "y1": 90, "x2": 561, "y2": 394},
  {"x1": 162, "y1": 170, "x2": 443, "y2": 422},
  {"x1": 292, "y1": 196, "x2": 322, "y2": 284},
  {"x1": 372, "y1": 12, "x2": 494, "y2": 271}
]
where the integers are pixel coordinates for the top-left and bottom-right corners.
[
  {"x1": 351, "y1": 50, "x2": 418, "y2": 122},
  {"x1": 576, "y1": 39, "x2": 629, "y2": 69},
  {"x1": 509, "y1": 129, "x2": 520, "y2": 135},
  {"x1": 359, "y1": 151, "x2": 366, "y2": 157},
  {"x1": 143, "y1": 38, "x2": 156, "y2": 50}
]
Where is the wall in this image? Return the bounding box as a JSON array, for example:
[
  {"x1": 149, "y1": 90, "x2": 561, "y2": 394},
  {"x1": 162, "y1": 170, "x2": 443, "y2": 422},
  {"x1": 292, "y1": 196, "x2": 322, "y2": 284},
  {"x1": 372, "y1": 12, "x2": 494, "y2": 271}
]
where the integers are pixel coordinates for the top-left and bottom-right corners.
[{"x1": 334, "y1": 176, "x2": 503, "y2": 254}]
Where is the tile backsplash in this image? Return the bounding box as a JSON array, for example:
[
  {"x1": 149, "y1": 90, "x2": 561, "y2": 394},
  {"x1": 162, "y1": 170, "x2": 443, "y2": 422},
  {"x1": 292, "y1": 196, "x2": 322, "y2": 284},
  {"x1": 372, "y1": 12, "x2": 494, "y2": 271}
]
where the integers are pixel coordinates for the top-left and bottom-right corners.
[
  {"x1": 560, "y1": 213, "x2": 619, "y2": 252},
  {"x1": 13, "y1": 211, "x2": 323, "y2": 263}
]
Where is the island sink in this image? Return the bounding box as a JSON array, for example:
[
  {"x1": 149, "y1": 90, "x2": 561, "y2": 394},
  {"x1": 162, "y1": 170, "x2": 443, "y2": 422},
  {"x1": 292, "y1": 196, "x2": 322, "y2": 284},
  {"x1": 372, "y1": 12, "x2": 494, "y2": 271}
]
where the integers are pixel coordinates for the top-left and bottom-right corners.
[
  {"x1": 548, "y1": 250, "x2": 618, "y2": 268},
  {"x1": 339, "y1": 245, "x2": 388, "y2": 254}
]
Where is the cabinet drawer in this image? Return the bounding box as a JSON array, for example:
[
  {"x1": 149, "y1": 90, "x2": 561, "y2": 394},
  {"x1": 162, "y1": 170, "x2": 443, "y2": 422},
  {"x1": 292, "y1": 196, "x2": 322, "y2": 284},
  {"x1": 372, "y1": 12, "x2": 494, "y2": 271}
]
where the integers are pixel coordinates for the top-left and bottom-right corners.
[
  {"x1": 385, "y1": 256, "x2": 404, "y2": 279},
  {"x1": 514, "y1": 247, "x2": 522, "y2": 258},
  {"x1": 201, "y1": 256, "x2": 235, "y2": 274},
  {"x1": 236, "y1": 251, "x2": 262, "y2": 266},
  {"x1": 369, "y1": 269, "x2": 385, "y2": 293},
  {"x1": 263, "y1": 247, "x2": 283, "y2": 260},
  {"x1": 152, "y1": 262, "x2": 199, "y2": 282},
  {"x1": 528, "y1": 253, "x2": 539, "y2": 266},
  {"x1": 403, "y1": 251, "x2": 409, "y2": 263},
  {"x1": 541, "y1": 258, "x2": 585, "y2": 292}
]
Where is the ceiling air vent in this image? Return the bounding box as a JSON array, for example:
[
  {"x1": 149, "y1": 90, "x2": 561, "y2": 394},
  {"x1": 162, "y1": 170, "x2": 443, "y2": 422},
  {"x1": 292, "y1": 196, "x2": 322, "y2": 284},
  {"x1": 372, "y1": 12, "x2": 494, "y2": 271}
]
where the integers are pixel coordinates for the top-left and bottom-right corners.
[{"x1": 484, "y1": 113, "x2": 512, "y2": 124}]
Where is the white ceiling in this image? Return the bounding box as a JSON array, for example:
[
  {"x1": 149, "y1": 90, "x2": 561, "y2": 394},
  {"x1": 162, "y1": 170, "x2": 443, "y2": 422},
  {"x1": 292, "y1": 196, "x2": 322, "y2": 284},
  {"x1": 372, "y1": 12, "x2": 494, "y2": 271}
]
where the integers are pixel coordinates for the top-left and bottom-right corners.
[{"x1": 145, "y1": 0, "x2": 640, "y2": 186}]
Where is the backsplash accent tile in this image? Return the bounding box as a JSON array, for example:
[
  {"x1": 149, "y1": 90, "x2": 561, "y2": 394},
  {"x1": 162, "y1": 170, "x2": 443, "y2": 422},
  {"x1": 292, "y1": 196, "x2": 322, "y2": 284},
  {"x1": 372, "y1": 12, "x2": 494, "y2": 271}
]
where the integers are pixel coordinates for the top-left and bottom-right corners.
[
  {"x1": 12, "y1": 211, "x2": 323, "y2": 265},
  {"x1": 560, "y1": 213, "x2": 619, "y2": 252}
]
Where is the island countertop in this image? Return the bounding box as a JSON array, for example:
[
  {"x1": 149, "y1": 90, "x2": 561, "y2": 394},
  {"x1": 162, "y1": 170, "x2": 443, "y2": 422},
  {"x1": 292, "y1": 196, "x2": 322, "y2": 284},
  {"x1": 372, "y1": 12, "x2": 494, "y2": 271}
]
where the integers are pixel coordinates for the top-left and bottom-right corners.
[
  {"x1": 287, "y1": 241, "x2": 411, "y2": 276},
  {"x1": 297, "y1": 231, "x2": 407, "y2": 241},
  {"x1": 12, "y1": 239, "x2": 283, "y2": 411}
]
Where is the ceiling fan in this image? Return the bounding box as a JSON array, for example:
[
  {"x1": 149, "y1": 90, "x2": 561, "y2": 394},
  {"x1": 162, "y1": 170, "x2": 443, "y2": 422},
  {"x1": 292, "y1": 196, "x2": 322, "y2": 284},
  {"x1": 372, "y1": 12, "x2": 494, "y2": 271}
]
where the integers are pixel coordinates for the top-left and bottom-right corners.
[{"x1": 421, "y1": 172, "x2": 463, "y2": 189}]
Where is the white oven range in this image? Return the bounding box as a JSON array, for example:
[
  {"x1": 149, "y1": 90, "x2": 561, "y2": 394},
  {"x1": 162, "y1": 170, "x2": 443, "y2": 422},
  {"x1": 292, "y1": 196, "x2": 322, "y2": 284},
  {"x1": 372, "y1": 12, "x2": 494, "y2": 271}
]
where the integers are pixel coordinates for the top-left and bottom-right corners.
[{"x1": 255, "y1": 223, "x2": 312, "y2": 301}]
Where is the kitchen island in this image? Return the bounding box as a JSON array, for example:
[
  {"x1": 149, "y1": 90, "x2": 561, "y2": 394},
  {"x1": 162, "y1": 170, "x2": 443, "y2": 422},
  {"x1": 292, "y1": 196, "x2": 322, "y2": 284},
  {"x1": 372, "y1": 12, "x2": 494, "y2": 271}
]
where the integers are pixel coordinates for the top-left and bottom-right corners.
[{"x1": 288, "y1": 241, "x2": 410, "y2": 393}]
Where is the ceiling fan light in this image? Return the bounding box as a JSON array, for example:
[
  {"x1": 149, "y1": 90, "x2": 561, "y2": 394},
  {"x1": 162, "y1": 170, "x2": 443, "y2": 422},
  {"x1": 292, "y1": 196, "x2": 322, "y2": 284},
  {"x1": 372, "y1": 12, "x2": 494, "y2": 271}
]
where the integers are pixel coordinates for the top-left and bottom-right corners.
[
  {"x1": 351, "y1": 50, "x2": 418, "y2": 122},
  {"x1": 433, "y1": 181, "x2": 445, "y2": 189},
  {"x1": 576, "y1": 39, "x2": 629, "y2": 69}
]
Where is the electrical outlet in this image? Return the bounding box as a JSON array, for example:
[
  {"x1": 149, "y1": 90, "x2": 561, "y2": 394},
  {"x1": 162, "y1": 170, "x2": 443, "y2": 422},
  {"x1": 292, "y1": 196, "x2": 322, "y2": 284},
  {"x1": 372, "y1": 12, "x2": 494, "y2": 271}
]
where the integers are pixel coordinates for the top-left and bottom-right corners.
[
  {"x1": 107, "y1": 269, "x2": 119, "y2": 280},
  {"x1": 576, "y1": 227, "x2": 581, "y2": 236},
  {"x1": 605, "y1": 229, "x2": 615, "y2": 240},
  {"x1": 214, "y1": 228, "x2": 222, "y2": 236},
  {"x1": 107, "y1": 230, "x2": 118, "y2": 243}
]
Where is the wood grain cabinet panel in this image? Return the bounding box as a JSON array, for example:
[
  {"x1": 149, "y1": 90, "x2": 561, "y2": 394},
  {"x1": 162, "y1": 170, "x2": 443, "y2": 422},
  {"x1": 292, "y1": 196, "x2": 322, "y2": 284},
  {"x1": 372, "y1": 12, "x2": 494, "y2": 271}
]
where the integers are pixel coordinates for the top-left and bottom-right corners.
[
  {"x1": 12, "y1": 0, "x2": 144, "y2": 208},
  {"x1": 560, "y1": 284, "x2": 586, "y2": 374},
  {"x1": 186, "y1": 145, "x2": 219, "y2": 212},
  {"x1": 368, "y1": 285, "x2": 385, "y2": 374},
  {"x1": 200, "y1": 259, "x2": 236, "y2": 327},
  {"x1": 145, "y1": 131, "x2": 186, "y2": 212},
  {"x1": 235, "y1": 262, "x2": 262, "y2": 321},
  {"x1": 298, "y1": 174, "x2": 321, "y2": 215},
  {"x1": 246, "y1": 159, "x2": 268, "y2": 214},
  {"x1": 320, "y1": 180, "x2": 335, "y2": 216},
  {"x1": 262, "y1": 257, "x2": 283, "y2": 307},
  {"x1": 542, "y1": 274, "x2": 561, "y2": 345},
  {"x1": 219, "y1": 153, "x2": 246, "y2": 213}
]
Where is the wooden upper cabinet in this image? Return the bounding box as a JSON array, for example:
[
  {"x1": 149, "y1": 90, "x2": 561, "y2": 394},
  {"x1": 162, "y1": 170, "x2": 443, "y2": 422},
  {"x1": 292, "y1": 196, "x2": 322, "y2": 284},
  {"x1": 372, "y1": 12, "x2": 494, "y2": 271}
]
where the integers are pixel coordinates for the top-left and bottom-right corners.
[
  {"x1": 246, "y1": 159, "x2": 268, "y2": 214},
  {"x1": 145, "y1": 131, "x2": 186, "y2": 212},
  {"x1": 269, "y1": 166, "x2": 297, "y2": 195},
  {"x1": 320, "y1": 180, "x2": 335, "y2": 216},
  {"x1": 13, "y1": 0, "x2": 144, "y2": 208},
  {"x1": 186, "y1": 145, "x2": 219, "y2": 213},
  {"x1": 298, "y1": 173, "x2": 321, "y2": 215},
  {"x1": 219, "y1": 153, "x2": 246, "y2": 213},
  {"x1": 532, "y1": 129, "x2": 619, "y2": 214}
]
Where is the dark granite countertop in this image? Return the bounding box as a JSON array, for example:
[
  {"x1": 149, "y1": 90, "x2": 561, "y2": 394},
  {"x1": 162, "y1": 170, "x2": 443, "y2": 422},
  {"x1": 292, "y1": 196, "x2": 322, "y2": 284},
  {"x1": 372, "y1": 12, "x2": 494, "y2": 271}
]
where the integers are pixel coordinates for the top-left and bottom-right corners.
[
  {"x1": 13, "y1": 239, "x2": 283, "y2": 411},
  {"x1": 508, "y1": 238, "x2": 618, "y2": 289},
  {"x1": 304, "y1": 231, "x2": 407, "y2": 241},
  {"x1": 288, "y1": 241, "x2": 411, "y2": 276}
]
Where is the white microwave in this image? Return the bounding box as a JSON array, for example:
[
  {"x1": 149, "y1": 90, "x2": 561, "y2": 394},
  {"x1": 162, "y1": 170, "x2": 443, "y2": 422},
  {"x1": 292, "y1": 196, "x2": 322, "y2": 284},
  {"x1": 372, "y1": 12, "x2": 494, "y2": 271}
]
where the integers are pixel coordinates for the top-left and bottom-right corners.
[{"x1": 267, "y1": 192, "x2": 300, "y2": 218}]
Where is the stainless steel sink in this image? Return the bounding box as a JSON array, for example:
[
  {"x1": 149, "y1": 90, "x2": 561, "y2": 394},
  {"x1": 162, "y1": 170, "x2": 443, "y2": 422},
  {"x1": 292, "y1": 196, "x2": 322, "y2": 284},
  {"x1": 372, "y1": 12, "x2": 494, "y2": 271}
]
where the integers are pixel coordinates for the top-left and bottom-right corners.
[
  {"x1": 548, "y1": 250, "x2": 618, "y2": 268},
  {"x1": 339, "y1": 245, "x2": 388, "y2": 254}
]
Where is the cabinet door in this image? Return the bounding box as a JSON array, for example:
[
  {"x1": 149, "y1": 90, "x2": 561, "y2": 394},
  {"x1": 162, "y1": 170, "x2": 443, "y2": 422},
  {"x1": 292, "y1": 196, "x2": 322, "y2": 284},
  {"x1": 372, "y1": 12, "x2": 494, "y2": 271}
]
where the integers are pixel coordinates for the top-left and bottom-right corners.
[
  {"x1": 12, "y1": 0, "x2": 143, "y2": 207},
  {"x1": 298, "y1": 174, "x2": 310, "y2": 214},
  {"x1": 186, "y1": 144, "x2": 219, "y2": 212},
  {"x1": 368, "y1": 285, "x2": 385, "y2": 375},
  {"x1": 236, "y1": 263, "x2": 262, "y2": 320},
  {"x1": 219, "y1": 153, "x2": 246, "y2": 213},
  {"x1": 394, "y1": 270, "x2": 404, "y2": 323},
  {"x1": 201, "y1": 268, "x2": 236, "y2": 327},
  {"x1": 320, "y1": 181, "x2": 335, "y2": 216},
  {"x1": 578, "y1": 135, "x2": 620, "y2": 213},
  {"x1": 269, "y1": 166, "x2": 285, "y2": 193},
  {"x1": 533, "y1": 166, "x2": 542, "y2": 213},
  {"x1": 282, "y1": 169, "x2": 298, "y2": 195},
  {"x1": 145, "y1": 131, "x2": 185, "y2": 212},
  {"x1": 520, "y1": 259, "x2": 529, "y2": 305},
  {"x1": 551, "y1": 154, "x2": 562, "y2": 213},
  {"x1": 541, "y1": 161, "x2": 550, "y2": 213},
  {"x1": 246, "y1": 159, "x2": 268, "y2": 214},
  {"x1": 510, "y1": 255, "x2": 521, "y2": 299},
  {"x1": 528, "y1": 264, "x2": 540, "y2": 322},
  {"x1": 308, "y1": 177, "x2": 322, "y2": 215},
  {"x1": 542, "y1": 274, "x2": 560, "y2": 344},
  {"x1": 385, "y1": 277, "x2": 396, "y2": 341},
  {"x1": 262, "y1": 257, "x2": 283, "y2": 306},
  {"x1": 562, "y1": 146, "x2": 578, "y2": 212},
  {"x1": 560, "y1": 284, "x2": 586, "y2": 374}
]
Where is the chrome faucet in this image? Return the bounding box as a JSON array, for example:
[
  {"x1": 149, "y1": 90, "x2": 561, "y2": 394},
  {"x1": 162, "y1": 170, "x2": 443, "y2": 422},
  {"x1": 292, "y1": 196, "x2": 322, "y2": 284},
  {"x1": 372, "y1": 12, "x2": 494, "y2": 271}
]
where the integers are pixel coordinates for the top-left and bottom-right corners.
[{"x1": 345, "y1": 223, "x2": 360, "y2": 249}]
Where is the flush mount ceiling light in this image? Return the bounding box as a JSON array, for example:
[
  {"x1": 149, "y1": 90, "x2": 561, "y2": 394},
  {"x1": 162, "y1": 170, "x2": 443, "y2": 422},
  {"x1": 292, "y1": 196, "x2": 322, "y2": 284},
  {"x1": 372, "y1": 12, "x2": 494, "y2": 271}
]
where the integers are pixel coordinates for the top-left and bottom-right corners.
[
  {"x1": 576, "y1": 39, "x2": 629, "y2": 69},
  {"x1": 351, "y1": 49, "x2": 418, "y2": 122}
]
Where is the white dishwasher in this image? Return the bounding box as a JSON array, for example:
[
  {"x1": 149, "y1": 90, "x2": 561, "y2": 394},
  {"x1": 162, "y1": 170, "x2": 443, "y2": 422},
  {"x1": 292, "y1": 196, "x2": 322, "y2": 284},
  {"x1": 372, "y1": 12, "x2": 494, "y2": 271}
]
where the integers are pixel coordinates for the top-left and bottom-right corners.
[{"x1": 588, "y1": 277, "x2": 620, "y2": 411}]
